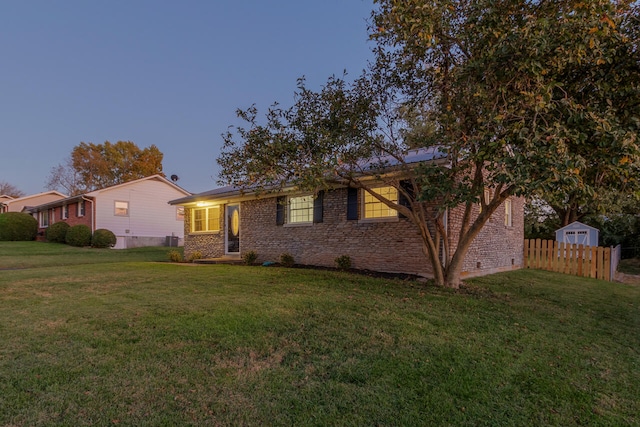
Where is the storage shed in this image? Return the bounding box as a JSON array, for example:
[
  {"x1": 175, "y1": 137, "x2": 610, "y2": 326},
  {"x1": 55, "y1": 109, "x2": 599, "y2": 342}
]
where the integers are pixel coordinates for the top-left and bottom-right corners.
[{"x1": 555, "y1": 221, "x2": 599, "y2": 246}]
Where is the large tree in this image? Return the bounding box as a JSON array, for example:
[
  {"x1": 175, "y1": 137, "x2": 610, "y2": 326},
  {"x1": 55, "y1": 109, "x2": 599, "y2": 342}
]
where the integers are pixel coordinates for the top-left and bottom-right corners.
[
  {"x1": 0, "y1": 181, "x2": 24, "y2": 198},
  {"x1": 218, "y1": 0, "x2": 639, "y2": 287},
  {"x1": 374, "y1": 0, "x2": 640, "y2": 228},
  {"x1": 47, "y1": 141, "x2": 164, "y2": 195}
]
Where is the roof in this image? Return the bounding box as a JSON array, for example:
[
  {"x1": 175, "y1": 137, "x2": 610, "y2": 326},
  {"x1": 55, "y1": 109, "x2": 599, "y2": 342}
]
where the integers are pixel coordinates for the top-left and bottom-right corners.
[
  {"x1": 555, "y1": 221, "x2": 600, "y2": 233},
  {"x1": 0, "y1": 190, "x2": 67, "y2": 205},
  {"x1": 84, "y1": 174, "x2": 190, "y2": 197},
  {"x1": 170, "y1": 147, "x2": 446, "y2": 206},
  {"x1": 30, "y1": 175, "x2": 191, "y2": 211}
]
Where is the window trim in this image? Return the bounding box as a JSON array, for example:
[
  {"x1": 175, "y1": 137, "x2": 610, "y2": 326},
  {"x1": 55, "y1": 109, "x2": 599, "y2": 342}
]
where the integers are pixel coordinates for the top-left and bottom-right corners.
[
  {"x1": 504, "y1": 198, "x2": 512, "y2": 227},
  {"x1": 361, "y1": 186, "x2": 399, "y2": 221},
  {"x1": 114, "y1": 200, "x2": 129, "y2": 217},
  {"x1": 286, "y1": 195, "x2": 314, "y2": 226},
  {"x1": 62, "y1": 204, "x2": 69, "y2": 220},
  {"x1": 191, "y1": 205, "x2": 221, "y2": 233},
  {"x1": 176, "y1": 206, "x2": 185, "y2": 221},
  {"x1": 39, "y1": 210, "x2": 49, "y2": 228},
  {"x1": 77, "y1": 200, "x2": 85, "y2": 217}
]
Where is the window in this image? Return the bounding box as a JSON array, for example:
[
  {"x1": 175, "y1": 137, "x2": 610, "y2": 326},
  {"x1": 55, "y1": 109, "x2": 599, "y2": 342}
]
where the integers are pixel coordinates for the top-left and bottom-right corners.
[
  {"x1": 176, "y1": 206, "x2": 185, "y2": 221},
  {"x1": 192, "y1": 206, "x2": 220, "y2": 232},
  {"x1": 288, "y1": 195, "x2": 314, "y2": 224},
  {"x1": 39, "y1": 211, "x2": 49, "y2": 228},
  {"x1": 504, "y1": 198, "x2": 512, "y2": 227},
  {"x1": 78, "y1": 200, "x2": 85, "y2": 217},
  {"x1": 277, "y1": 192, "x2": 323, "y2": 225},
  {"x1": 62, "y1": 204, "x2": 69, "y2": 219},
  {"x1": 115, "y1": 201, "x2": 129, "y2": 216},
  {"x1": 479, "y1": 188, "x2": 491, "y2": 213},
  {"x1": 363, "y1": 186, "x2": 398, "y2": 219}
]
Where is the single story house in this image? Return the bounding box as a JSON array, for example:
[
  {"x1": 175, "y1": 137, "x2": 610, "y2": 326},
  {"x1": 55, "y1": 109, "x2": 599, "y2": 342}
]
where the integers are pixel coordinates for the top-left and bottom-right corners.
[
  {"x1": 29, "y1": 175, "x2": 191, "y2": 248},
  {"x1": 0, "y1": 191, "x2": 67, "y2": 213},
  {"x1": 170, "y1": 171, "x2": 523, "y2": 279}
]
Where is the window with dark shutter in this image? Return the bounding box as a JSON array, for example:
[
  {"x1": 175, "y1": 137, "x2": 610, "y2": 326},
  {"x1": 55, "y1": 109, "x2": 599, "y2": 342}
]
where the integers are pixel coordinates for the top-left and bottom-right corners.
[
  {"x1": 276, "y1": 196, "x2": 285, "y2": 225},
  {"x1": 398, "y1": 180, "x2": 414, "y2": 219},
  {"x1": 313, "y1": 191, "x2": 324, "y2": 223},
  {"x1": 347, "y1": 188, "x2": 358, "y2": 220}
]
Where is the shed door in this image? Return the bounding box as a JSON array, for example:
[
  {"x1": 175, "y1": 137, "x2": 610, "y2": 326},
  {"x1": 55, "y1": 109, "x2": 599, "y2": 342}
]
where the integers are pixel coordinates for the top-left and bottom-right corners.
[{"x1": 564, "y1": 230, "x2": 589, "y2": 245}]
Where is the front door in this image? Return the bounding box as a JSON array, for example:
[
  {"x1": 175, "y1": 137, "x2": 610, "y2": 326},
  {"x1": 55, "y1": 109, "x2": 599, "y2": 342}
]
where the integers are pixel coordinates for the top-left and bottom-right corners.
[{"x1": 225, "y1": 204, "x2": 240, "y2": 254}]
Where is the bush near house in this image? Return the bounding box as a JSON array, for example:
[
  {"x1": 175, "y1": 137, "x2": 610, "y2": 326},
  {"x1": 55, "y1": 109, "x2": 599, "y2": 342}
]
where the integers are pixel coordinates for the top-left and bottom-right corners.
[
  {"x1": 65, "y1": 224, "x2": 92, "y2": 247},
  {"x1": 335, "y1": 255, "x2": 352, "y2": 271},
  {"x1": 46, "y1": 221, "x2": 70, "y2": 243},
  {"x1": 168, "y1": 250, "x2": 183, "y2": 262},
  {"x1": 91, "y1": 229, "x2": 117, "y2": 248},
  {"x1": 0, "y1": 212, "x2": 38, "y2": 241},
  {"x1": 242, "y1": 250, "x2": 258, "y2": 265},
  {"x1": 280, "y1": 253, "x2": 295, "y2": 267}
]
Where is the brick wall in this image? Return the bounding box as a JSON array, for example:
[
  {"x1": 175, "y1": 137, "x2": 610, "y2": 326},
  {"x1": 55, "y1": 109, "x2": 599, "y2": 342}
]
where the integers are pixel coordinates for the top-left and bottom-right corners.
[
  {"x1": 37, "y1": 202, "x2": 93, "y2": 240},
  {"x1": 241, "y1": 189, "x2": 431, "y2": 276},
  {"x1": 182, "y1": 188, "x2": 523, "y2": 278},
  {"x1": 183, "y1": 206, "x2": 225, "y2": 258},
  {"x1": 447, "y1": 197, "x2": 524, "y2": 278}
]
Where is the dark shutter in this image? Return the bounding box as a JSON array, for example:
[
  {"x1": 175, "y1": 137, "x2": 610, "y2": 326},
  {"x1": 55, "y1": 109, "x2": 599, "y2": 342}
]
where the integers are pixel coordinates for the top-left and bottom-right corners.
[
  {"x1": 276, "y1": 196, "x2": 285, "y2": 225},
  {"x1": 347, "y1": 188, "x2": 358, "y2": 220},
  {"x1": 313, "y1": 191, "x2": 324, "y2": 223},
  {"x1": 398, "y1": 180, "x2": 414, "y2": 219}
]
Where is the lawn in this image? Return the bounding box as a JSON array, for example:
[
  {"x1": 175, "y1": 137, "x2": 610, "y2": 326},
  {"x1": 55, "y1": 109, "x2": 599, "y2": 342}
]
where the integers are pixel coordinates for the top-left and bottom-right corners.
[{"x1": 1, "y1": 242, "x2": 639, "y2": 426}]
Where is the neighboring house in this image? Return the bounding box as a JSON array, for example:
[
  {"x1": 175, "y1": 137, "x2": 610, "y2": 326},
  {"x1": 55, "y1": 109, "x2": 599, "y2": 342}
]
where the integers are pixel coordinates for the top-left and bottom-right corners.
[
  {"x1": 555, "y1": 221, "x2": 600, "y2": 246},
  {"x1": 30, "y1": 175, "x2": 191, "y2": 248},
  {"x1": 170, "y1": 171, "x2": 524, "y2": 279},
  {"x1": 0, "y1": 191, "x2": 67, "y2": 213}
]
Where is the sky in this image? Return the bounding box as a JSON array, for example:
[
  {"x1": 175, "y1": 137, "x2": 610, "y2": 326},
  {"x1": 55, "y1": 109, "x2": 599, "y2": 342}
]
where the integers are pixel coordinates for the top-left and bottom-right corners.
[{"x1": 0, "y1": 1, "x2": 375, "y2": 196}]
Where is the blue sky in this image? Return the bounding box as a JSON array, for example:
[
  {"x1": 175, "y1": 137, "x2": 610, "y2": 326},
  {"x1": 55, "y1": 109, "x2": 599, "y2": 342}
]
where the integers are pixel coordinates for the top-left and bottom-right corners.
[{"x1": 1, "y1": 1, "x2": 375, "y2": 196}]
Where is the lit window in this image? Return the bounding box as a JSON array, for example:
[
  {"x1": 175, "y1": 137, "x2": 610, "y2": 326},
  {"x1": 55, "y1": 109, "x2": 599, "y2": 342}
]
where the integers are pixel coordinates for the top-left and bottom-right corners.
[
  {"x1": 363, "y1": 186, "x2": 398, "y2": 219},
  {"x1": 288, "y1": 195, "x2": 313, "y2": 224},
  {"x1": 115, "y1": 201, "x2": 129, "y2": 216},
  {"x1": 504, "y1": 199, "x2": 512, "y2": 227},
  {"x1": 192, "y1": 206, "x2": 220, "y2": 232}
]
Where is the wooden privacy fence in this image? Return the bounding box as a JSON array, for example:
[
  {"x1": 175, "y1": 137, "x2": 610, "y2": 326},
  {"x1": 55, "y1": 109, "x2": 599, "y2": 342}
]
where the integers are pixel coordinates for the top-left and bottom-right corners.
[{"x1": 524, "y1": 239, "x2": 619, "y2": 281}]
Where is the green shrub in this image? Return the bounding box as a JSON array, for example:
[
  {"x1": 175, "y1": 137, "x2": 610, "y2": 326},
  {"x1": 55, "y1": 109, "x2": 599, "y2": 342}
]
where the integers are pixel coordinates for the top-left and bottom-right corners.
[
  {"x1": 92, "y1": 229, "x2": 117, "y2": 248},
  {"x1": 335, "y1": 255, "x2": 352, "y2": 271},
  {"x1": 66, "y1": 224, "x2": 92, "y2": 247},
  {"x1": 46, "y1": 221, "x2": 70, "y2": 243},
  {"x1": 0, "y1": 212, "x2": 38, "y2": 241},
  {"x1": 280, "y1": 253, "x2": 295, "y2": 267},
  {"x1": 187, "y1": 250, "x2": 203, "y2": 262},
  {"x1": 168, "y1": 250, "x2": 183, "y2": 262},
  {"x1": 242, "y1": 250, "x2": 258, "y2": 265}
]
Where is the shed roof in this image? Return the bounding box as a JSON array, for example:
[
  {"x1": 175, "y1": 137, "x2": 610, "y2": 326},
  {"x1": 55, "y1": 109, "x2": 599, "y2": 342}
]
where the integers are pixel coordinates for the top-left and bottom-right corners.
[{"x1": 555, "y1": 221, "x2": 600, "y2": 233}]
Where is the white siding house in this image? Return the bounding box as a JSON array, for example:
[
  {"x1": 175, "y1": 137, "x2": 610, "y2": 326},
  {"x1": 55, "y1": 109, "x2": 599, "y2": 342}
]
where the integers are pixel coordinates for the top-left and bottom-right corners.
[
  {"x1": 30, "y1": 175, "x2": 191, "y2": 248},
  {"x1": 85, "y1": 175, "x2": 191, "y2": 248}
]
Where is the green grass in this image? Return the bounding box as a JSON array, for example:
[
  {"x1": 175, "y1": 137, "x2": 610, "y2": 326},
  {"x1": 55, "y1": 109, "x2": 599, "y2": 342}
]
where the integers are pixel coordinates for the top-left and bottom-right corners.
[
  {"x1": 618, "y1": 257, "x2": 640, "y2": 275},
  {"x1": 0, "y1": 241, "x2": 176, "y2": 269},
  {"x1": 1, "y1": 242, "x2": 639, "y2": 426}
]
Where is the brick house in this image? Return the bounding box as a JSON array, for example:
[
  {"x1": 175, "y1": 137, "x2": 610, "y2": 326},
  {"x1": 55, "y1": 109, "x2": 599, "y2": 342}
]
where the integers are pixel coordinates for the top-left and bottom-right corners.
[
  {"x1": 30, "y1": 175, "x2": 190, "y2": 248},
  {"x1": 170, "y1": 178, "x2": 523, "y2": 279}
]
